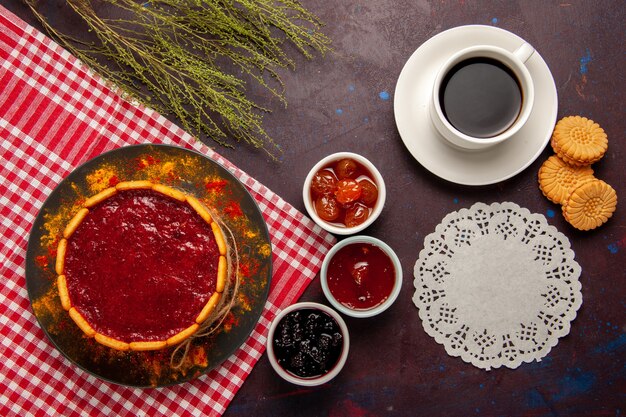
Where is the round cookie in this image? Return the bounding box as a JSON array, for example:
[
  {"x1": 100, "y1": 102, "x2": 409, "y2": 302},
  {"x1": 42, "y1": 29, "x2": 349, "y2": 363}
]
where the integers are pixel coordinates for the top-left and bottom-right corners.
[
  {"x1": 538, "y1": 155, "x2": 594, "y2": 204},
  {"x1": 562, "y1": 179, "x2": 617, "y2": 231},
  {"x1": 551, "y1": 116, "x2": 608, "y2": 166}
]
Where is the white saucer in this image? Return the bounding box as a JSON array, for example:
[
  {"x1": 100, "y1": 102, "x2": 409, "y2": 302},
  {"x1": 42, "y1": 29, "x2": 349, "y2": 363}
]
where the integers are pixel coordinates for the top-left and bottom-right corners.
[{"x1": 393, "y1": 25, "x2": 558, "y2": 186}]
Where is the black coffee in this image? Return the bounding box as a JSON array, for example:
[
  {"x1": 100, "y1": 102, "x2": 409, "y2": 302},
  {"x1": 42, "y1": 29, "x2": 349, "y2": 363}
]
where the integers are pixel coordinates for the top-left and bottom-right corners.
[{"x1": 439, "y1": 57, "x2": 522, "y2": 138}]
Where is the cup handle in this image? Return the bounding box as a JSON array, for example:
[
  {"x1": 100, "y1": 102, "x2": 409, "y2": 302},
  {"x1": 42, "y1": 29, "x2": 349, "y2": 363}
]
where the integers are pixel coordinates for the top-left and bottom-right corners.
[{"x1": 514, "y1": 42, "x2": 535, "y2": 63}]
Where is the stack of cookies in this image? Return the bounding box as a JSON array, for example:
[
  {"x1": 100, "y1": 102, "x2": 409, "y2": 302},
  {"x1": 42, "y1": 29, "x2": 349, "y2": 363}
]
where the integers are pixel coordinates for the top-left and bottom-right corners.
[{"x1": 538, "y1": 116, "x2": 617, "y2": 231}]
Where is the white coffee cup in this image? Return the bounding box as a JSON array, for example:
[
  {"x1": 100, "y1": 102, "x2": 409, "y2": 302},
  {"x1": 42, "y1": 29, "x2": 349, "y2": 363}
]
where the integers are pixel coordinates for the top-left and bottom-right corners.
[{"x1": 429, "y1": 43, "x2": 535, "y2": 150}]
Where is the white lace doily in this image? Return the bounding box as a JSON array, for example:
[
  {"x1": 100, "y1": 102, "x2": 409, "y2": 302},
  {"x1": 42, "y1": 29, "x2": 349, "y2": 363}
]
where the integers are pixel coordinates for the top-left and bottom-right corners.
[{"x1": 413, "y1": 202, "x2": 582, "y2": 370}]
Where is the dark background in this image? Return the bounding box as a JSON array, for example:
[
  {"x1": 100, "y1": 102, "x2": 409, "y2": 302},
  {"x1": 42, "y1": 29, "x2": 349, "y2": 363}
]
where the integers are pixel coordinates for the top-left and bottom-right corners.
[{"x1": 4, "y1": 1, "x2": 624, "y2": 416}]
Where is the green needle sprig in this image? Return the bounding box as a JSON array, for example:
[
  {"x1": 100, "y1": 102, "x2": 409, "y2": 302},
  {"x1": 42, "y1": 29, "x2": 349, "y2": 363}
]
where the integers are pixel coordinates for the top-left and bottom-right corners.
[{"x1": 23, "y1": 0, "x2": 331, "y2": 159}]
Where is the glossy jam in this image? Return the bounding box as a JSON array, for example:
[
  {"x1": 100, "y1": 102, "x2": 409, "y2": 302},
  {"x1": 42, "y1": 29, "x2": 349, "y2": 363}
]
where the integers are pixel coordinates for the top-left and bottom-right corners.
[
  {"x1": 64, "y1": 189, "x2": 219, "y2": 342},
  {"x1": 272, "y1": 309, "x2": 343, "y2": 379},
  {"x1": 309, "y1": 158, "x2": 379, "y2": 228},
  {"x1": 326, "y1": 242, "x2": 395, "y2": 310}
]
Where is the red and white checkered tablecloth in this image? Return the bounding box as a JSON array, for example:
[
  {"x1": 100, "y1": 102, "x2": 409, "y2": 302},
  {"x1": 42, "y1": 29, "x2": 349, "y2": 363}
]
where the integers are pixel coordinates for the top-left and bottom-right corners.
[{"x1": 0, "y1": 6, "x2": 335, "y2": 416}]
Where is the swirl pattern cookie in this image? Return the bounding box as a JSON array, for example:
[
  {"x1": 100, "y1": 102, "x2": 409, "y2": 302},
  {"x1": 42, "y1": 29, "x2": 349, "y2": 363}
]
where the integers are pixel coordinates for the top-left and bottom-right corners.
[
  {"x1": 562, "y1": 179, "x2": 617, "y2": 231},
  {"x1": 551, "y1": 116, "x2": 608, "y2": 166},
  {"x1": 538, "y1": 155, "x2": 594, "y2": 204}
]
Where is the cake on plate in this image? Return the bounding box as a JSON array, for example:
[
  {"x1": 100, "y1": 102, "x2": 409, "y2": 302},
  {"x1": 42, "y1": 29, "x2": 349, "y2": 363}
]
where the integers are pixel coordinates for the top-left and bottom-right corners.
[{"x1": 55, "y1": 181, "x2": 228, "y2": 351}]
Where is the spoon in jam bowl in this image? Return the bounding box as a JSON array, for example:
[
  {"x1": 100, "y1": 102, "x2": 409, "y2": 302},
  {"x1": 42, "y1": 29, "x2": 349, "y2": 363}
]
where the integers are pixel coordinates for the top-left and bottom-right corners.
[{"x1": 320, "y1": 235, "x2": 402, "y2": 318}]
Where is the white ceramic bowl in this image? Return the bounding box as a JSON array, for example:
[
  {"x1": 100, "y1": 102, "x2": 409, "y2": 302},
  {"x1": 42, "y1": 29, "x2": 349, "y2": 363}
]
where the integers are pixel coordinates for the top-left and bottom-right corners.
[
  {"x1": 303, "y1": 152, "x2": 386, "y2": 235},
  {"x1": 266, "y1": 302, "x2": 350, "y2": 386},
  {"x1": 320, "y1": 235, "x2": 402, "y2": 318}
]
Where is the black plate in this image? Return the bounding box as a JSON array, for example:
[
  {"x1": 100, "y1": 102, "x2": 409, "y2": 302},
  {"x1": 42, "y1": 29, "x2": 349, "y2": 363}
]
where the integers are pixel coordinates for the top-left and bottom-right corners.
[{"x1": 25, "y1": 144, "x2": 272, "y2": 387}]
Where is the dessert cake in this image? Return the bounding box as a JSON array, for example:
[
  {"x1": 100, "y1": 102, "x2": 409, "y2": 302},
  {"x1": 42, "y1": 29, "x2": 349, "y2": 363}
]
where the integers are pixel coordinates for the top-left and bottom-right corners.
[{"x1": 55, "y1": 181, "x2": 228, "y2": 351}]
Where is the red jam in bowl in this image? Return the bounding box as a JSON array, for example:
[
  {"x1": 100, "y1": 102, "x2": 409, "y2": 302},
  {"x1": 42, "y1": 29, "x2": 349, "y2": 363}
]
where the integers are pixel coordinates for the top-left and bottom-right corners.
[
  {"x1": 272, "y1": 308, "x2": 344, "y2": 379},
  {"x1": 326, "y1": 242, "x2": 395, "y2": 310}
]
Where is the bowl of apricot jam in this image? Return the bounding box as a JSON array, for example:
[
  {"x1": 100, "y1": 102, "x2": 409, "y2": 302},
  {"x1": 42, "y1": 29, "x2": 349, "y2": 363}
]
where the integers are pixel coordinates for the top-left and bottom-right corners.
[
  {"x1": 303, "y1": 152, "x2": 386, "y2": 235},
  {"x1": 266, "y1": 302, "x2": 350, "y2": 386},
  {"x1": 320, "y1": 236, "x2": 402, "y2": 318}
]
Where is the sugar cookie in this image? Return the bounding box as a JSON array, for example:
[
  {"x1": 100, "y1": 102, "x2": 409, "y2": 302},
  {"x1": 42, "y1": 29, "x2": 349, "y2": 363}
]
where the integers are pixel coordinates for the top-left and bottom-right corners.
[
  {"x1": 551, "y1": 116, "x2": 608, "y2": 166},
  {"x1": 562, "y1": 179, "x2": 617, "y2": 231},
  {"x1": 538, "y1": 155, "x2": 594, "y2": 204}
]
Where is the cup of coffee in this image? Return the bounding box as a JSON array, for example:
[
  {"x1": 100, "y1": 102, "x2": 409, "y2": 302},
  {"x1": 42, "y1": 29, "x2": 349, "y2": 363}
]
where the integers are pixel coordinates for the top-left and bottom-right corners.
[{"x1": 429, "y1": 43, "x2": 535, "y2": 150}]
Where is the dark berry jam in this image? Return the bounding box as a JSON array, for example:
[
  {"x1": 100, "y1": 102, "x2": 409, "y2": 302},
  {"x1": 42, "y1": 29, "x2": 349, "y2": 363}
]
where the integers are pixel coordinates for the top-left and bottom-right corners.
[
  {"x1": 326, "y1": 242, "x2": 395, "y2": 310},
  {"x1": 272, "y1": 308, "x2": 343, "y2": 379}
]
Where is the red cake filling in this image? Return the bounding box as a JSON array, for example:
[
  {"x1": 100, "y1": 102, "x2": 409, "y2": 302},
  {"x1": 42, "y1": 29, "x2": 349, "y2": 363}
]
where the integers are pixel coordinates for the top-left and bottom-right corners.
[{"x1": 64, "y1": 189, "x2": 219, "y2": 342}]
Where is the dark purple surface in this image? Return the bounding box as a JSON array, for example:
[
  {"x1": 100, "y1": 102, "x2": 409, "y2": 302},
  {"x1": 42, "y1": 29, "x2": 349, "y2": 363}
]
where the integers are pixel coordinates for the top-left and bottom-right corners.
[{"x1": 5, "y1": 1, "x2": 624, "y2": 415}]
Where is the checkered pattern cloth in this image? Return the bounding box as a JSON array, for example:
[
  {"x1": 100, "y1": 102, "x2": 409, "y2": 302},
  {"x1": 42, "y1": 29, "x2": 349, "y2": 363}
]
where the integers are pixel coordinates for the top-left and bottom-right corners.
[{"x1": 0, "y1": 6, "x2": 335, "y2": 416}]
